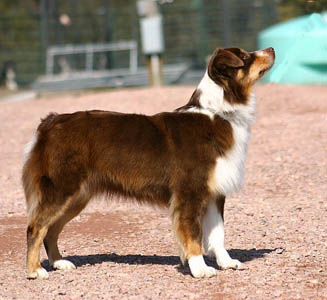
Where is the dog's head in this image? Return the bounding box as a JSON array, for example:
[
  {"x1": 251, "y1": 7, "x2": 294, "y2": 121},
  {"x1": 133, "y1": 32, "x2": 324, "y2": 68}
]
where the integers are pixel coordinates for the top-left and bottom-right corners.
[{"x1": 207, "y1": 47, "x2": 275, "y2": 104}]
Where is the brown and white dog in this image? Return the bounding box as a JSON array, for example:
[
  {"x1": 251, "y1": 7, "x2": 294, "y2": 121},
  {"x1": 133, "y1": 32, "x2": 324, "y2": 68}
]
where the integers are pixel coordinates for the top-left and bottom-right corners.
[{"x1": 23, "y1": 47, "x2": 275, "y2": 279}]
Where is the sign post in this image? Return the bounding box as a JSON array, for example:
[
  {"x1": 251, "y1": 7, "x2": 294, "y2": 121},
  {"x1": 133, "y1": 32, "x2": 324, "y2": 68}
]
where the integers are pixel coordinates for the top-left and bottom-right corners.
[{"x1": 137, "y1": 0, "x2": 165, "y2": 86}]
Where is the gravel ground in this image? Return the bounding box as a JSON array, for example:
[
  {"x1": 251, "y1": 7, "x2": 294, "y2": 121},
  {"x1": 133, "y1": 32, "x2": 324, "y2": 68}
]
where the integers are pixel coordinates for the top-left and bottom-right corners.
[{"x1": 0, "y1": 84, "x2": 326, "y2": 299}]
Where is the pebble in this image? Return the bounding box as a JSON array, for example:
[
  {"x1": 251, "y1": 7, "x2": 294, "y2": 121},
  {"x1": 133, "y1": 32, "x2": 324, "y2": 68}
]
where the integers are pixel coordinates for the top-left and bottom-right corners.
[{"x1": 1, "y1": 85, "x2": 327, "y2": 299}]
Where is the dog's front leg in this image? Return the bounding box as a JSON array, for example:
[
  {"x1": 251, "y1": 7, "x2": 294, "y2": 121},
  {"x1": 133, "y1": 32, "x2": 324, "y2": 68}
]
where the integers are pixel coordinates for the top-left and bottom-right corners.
[
  {"x1": 171, "y1": 194, "x2": 217, "y2": 278},
  {"x1": 202, "y1": 196, "x2": 242, "y2": 270}
]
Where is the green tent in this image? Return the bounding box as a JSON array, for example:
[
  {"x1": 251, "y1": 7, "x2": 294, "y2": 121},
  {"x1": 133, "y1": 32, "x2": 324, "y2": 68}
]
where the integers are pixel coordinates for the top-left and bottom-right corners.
[{"x1": 258, "y1": 12, "x2": 327, "y2": 84}]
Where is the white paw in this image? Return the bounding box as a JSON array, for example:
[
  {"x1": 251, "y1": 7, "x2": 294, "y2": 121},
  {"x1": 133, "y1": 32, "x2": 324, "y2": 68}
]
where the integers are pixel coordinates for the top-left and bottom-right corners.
[
  {"x1": 189, "y1": 255, "x2": 217, "y2": 278},
  {"x1": 28, "y1": 267, "x2": 49, "y2": 279},
  {"x1": 192, "y1": 265, "x2": 217, "y2": 278},
  {"x1": 220, "y1": 258, "x2": 242, "y2": 270},
  {"x1": 53, "y1": 259, "x2": 76, "y2": 271}
]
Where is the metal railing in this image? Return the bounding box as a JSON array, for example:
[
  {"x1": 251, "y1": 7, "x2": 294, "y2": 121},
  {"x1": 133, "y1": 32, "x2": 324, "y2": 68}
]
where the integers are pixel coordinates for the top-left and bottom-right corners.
[{"x1": 46, "y1": 40, "x2": 138, "y2": 75}]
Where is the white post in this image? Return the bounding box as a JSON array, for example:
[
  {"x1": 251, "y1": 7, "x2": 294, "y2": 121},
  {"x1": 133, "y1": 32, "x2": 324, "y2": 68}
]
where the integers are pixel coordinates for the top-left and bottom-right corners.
[
  {"x1": 46, "y1": 49, "x2": 54, "y2": 75},
  {"x1": 138, "y1": 0, "x2": 165, "y2": 86},
  {"x1": 86, "y1": 51, "x2": 93, "y2": 71},
  {"x1": 130, "y1": 43, "x2": 138, "y2": 74},
  {"x1": 151, "y1": 54, "x2": 161, "y2": 86}
]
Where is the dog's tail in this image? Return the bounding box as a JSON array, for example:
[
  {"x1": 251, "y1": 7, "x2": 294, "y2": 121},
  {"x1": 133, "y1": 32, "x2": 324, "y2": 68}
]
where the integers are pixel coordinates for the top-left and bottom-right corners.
[{"x1": 22, "y1": 113, "x2": 58, "y2": 222}]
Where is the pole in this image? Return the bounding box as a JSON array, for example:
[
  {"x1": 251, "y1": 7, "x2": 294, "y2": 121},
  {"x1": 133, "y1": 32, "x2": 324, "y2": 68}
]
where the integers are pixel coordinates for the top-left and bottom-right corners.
[
  {"x1": 222, "y1": 0, "x2": 231, "y2": 47},
  {"x1": 138, "y1": 0, "x2": 164, "y2": 87},
  {"x1": 40, "y1": 0, "x2": 49, "y2": 74}
]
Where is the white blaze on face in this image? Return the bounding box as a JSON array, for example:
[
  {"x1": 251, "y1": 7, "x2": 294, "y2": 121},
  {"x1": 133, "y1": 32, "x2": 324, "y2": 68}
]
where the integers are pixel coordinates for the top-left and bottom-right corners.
[{"x1": 255, "y1": 50, "x2": 270, "y2": 57}]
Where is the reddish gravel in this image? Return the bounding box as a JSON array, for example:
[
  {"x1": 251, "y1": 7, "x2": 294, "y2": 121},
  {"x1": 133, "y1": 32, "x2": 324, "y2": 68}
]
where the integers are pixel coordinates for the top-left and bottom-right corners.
[{"x1": 0, "y1": 84, "x2": 326, "y2": 299}]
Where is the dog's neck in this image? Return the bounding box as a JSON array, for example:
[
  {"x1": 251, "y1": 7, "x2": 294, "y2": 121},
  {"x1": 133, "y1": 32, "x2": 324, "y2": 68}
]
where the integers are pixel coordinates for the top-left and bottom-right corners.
[
  {"x1": 179, "y1": 71, "x2": 256, "y2": 127},
  {"x1": 197, "y1": 72, "x2": 224, "y2": 114}
]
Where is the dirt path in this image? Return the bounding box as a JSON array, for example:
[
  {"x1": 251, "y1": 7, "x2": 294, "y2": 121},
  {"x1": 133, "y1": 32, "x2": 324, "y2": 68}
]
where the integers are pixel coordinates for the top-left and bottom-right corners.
[{"x1": 0, "y1": 85, "x2": 326, "y2": 299}]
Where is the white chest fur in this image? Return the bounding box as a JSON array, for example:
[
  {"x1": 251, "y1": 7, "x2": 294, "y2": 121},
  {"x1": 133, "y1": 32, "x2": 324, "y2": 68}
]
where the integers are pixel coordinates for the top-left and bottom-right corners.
[
  {"x1": 212, "y1": 121, "x2": 251, "y2": 195},
  {"x1": 183, "y1": 71, "x2": 256, "y2": 196},
  {"x1": 206, "y1": 91, "x2": 256, "y2": 196}
]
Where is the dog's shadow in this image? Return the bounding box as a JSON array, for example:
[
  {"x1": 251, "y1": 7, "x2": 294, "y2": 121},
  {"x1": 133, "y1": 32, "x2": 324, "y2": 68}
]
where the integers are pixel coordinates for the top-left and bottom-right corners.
[{"x1": 42, "y1": 248, "x2": 278, "y2": 275}]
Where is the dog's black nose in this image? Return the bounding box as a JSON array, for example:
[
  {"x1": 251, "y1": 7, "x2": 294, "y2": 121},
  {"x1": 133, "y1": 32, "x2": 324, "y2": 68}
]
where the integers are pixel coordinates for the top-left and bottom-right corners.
[{"x1": 265, "y1": 47, "x2": 275, "y2": 58}]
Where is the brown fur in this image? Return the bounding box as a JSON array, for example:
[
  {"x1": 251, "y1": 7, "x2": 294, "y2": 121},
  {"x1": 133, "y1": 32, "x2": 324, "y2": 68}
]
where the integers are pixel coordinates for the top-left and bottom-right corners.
[
  {"x1": 176, "y1": 89, "x2": 202, "y2": 111},
  {"x1": 23, "y1": 47, "x2": 275, "y2": 278},
  {"x1": 23, "y1": 110, "x2": 232, "y2": 275}
]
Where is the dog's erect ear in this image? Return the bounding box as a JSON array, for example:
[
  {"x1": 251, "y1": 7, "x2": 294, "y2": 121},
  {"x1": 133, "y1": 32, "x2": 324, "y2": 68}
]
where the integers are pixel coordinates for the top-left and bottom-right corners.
[{"x1": 213, "y1": 49, "x2": 245, "y2": 68}]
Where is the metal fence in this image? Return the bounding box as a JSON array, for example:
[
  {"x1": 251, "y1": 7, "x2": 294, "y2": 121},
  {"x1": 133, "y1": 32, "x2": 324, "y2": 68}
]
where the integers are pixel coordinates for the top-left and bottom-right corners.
[{"x1": 0, "y1": 0, "x2": 279, "y2": 86}]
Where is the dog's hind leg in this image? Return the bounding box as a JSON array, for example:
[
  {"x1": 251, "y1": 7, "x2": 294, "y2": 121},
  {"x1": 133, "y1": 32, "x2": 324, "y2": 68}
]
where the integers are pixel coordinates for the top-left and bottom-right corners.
[
  {"x1": 171, "y1": 193, "x2": 217, "y2": 278},
  {"x1": 26, "y1": 190, "x2": 59, "y2": 279},
  {"x1": 43, "y1": 190, "x2": 90, "y2": 271},
  {"x1": 26, "y1": 217, "x2": 50, "y2": 279},
  {"x1": 26, "y1": 180, "x2": 90, "y2": 279},
  {"x1": 202, "y1": 195, "x2": 242, "y2": 270}
]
